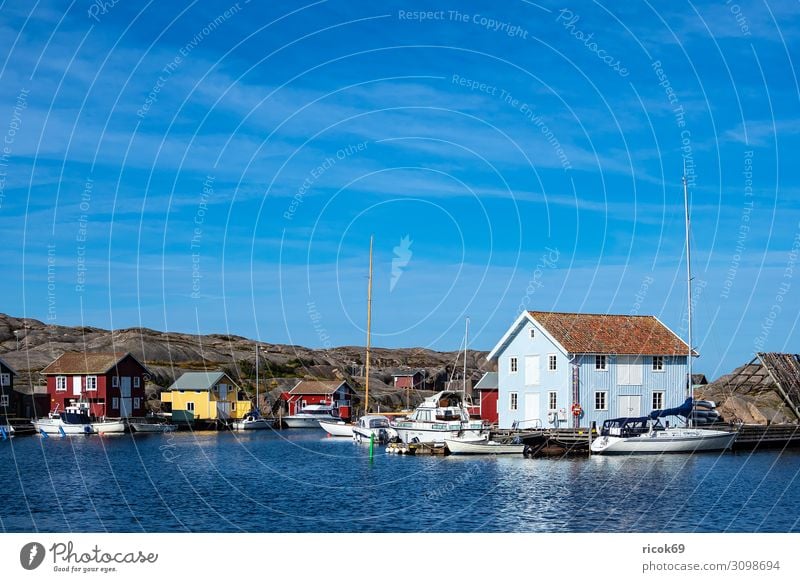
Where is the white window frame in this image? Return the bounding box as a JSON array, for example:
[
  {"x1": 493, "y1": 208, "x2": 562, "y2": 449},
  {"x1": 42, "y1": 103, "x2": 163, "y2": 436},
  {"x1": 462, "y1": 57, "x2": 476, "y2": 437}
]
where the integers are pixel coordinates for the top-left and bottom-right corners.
[
  {"x1": 186, "y1": 401, "x2": 195, "y2": 412},
  {"x1": 112, "y1": 397, "x2": 119, "y2": 410},
  {"x1": 509, "y1": 357, "x2": 518, "y2": 374},
  {"x1": 548, "y1": 391, "x2": 557, "y2": 411},
  {"x1": 133, "y1": 397, "x2": 141, "y2": 409},
  {"x1": 594, "y1": 391, "x2": 608, "y2": 411},
  {"x1": 529, "y1": 328, "x2": 535, "y2": 339},
  {"x1": 112, "y1": 376, "x2": 119, "y2": 388},
  {"x1": 548, "y1": 354, "x2": 557, "y2": 372},
  {"x1": 652, "y1": 391, "x2": 665, "y2": 410},
  {"x1": 595, "y1": 355, "x2": 608, "y2": 371},
  {"x1": 56, "y1": 376, "x2": 67, "y2": 392},
  {"x1": 652, "y1": 356, "x2": 665, "y2": 372},
  {"x1": 232, "y1": 401, "x2": 236, "y2": 411},
  {"x1": 85, "y1": 375, "x2": 98, "y2": 391},
  {"x1": 0, "y1": 372, "x2": 10, "y2": 386},
  {"x1": 510, "y1": 392, "x2": 518, "y2": 411},
  {"x1": 0, "y1": 394, "x2": 9, "y2": 407},
  {"x1": 134, "y1": 376, "x2": 141, "y2": 388}
]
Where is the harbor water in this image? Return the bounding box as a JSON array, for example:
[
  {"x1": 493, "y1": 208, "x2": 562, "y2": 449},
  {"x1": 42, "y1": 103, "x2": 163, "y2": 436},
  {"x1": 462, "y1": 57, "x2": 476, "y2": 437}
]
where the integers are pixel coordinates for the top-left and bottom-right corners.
[{"x1": 2, "y1": 430, "x2": 800, "y2": 532}]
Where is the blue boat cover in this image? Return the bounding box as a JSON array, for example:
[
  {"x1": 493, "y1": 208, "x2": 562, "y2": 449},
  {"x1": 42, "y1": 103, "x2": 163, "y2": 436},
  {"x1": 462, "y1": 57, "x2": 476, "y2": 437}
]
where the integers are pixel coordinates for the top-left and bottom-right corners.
[{"x1": 649, "y1": 397, "x2": 693, "y2": 420}]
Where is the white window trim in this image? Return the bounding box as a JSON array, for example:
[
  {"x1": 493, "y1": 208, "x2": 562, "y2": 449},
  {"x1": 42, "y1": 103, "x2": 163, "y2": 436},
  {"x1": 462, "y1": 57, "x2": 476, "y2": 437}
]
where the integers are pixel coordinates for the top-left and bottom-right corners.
[
  {"x1": 56, "y1": 376, "x2": 67, "y2": 392},
  {"x1": 529, "y1": 328, "x2": 535, "y2": 339},
  {"x1": 0, "y1": 394, "x2": 9, "y2": 407},
  {"x1": 0, "y1": 372, "x2": 10, "y2": 386},
  {"x1": 186, "y1": 401, "x2": 195, "y2": 412},
  {"x1": 548, "y1": 354, "x2": 557, "y2": 372},
  {"x1": 112, "y1": 397, "x2": 119, "y2": 410},
  {"x1": 652, "y1": 391, "x2": 665, "y2": 410},
  {"x1": 509, "y1": 392, "x2": 518, "y2": 411},
  {"x1": 594, "y1": 391, "x2": 608, "y2": 411},
  {"x1": 652, "y1": 356, "x2": 665, "y2": 372},
  {"x1": 86, "y1": 375, "x2": 98, "y2": 391},
  {"x1": 595, "y1": 355, "x2": 608, "y2": 371},
  {"x1": 134, "y1": 376, "x2": 141, "y2": 388},
  {"x1": 509, "y1": 356, "x2": 519, "y2": 374},
  {"x1": 133, "y1": 397, "x2": 141, "y2": 409},
  {"x1": 548, "y1": 391, "x2": 558, "y2": 411},
  {"x1": 112, "y1": 376, "x2": 119, "y2": 388}
]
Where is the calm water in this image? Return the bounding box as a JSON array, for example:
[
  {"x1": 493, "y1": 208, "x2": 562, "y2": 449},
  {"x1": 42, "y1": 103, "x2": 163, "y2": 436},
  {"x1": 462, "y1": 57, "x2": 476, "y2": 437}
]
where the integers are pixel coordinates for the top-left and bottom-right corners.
[{"x1": 2, "y1": 430, "x2": 800, "y2": 532}]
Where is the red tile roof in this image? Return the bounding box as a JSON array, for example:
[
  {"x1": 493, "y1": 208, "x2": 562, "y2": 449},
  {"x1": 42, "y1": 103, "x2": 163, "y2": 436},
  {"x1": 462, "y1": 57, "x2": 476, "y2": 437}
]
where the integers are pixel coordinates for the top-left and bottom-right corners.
[
  {"x1": 529, "y1": 311, "x2": 690, "y2": 355},
  {"x1": 41, "y1": 352, "x2": 132, "y2": 374}
]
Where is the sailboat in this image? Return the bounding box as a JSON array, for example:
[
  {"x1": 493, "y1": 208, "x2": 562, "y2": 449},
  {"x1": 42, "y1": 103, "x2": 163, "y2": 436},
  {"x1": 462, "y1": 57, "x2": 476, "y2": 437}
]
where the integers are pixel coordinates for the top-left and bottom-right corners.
[
  {"x1": 590, "y1": 172, "x2": 737, "y2": 455},
  {"x1": 232, "y1": 345, "x2": 273, "y2": 430}
]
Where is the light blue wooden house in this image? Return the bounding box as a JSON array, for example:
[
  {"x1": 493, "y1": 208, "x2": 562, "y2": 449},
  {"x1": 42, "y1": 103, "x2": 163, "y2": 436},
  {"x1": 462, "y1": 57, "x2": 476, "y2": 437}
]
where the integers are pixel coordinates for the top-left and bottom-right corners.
[{"x1": 486, "y1": 311, "x2": 692, "y2": 429}]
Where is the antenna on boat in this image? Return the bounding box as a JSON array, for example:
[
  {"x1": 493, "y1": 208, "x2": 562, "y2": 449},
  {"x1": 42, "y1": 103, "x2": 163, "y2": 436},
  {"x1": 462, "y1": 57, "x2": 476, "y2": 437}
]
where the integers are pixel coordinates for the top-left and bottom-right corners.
[
  {"x1": 683, "y1": 164, "x2": 694, "y2": 428},
  {"x1": 463, "y1": 317, "x2": 470, "y2": 399},
  {"x1": 365, "y1": 235, "x2": 374, "y2": 414}
]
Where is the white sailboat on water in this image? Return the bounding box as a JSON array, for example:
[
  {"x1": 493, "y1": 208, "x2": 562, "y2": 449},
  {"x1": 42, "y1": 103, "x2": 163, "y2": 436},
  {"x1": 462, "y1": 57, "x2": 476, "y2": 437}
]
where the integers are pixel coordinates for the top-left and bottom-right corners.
[
  {"x1": 232, "y1": 345, "x2": 273, "y2": 430},
  {"x1": 590, "y1": 172, "x2": 737, "y2": 455}
]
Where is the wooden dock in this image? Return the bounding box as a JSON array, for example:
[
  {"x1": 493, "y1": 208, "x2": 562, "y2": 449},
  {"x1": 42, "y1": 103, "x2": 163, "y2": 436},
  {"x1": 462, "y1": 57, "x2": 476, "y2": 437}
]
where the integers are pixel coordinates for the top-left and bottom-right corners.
[{"x1": 491, "y1": 423, "x2": 800, "y2": 457}]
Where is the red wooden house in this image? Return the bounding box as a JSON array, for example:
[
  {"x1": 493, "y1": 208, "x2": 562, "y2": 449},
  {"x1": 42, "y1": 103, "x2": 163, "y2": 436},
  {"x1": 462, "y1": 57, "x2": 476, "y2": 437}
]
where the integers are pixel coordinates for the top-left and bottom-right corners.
[
  {"x1": 41, "y1": 352, "x2": 150, "y2": 418},
  {"x1": 474, "y1": 371, "x2": 499, "y2": 424},
  {"x1": 391, "y1": 370, "x2": 424, "y2": 390},
  {"x1": 283, "y1": 380, "x2": 356, "y2": 420}
]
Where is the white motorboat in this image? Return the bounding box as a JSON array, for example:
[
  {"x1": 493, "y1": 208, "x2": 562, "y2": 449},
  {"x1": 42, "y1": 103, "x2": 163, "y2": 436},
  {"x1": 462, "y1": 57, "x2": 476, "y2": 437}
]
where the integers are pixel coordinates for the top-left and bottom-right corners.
[
  {"x1": 92, "y1": 418, "x2": 126, "y2": 434},
  {"x1": 32, "y1": 404, "x2": 94, "y2": 435},
  {"x1": 590, "y1": 172, "x2": 737, "y2": 456},
  {"x1": 231, "y1": 412, "x2": 273, "y2": 431},
  {"x1": 319, "y1": 419, "x2": 354, "y2": 437},
  {"x1": 0, "y1": 423, "x2": 15, "y2": 438},
  {"x1": 444, "y1": 434, "x2": 525, "y2": 455},
  {"x1": 130, "y1": 419, "x2": 177, "y2": 433},
  {"x1": 352, "y1": 415, "x2": 395, "y2": 443},
  {"x1": 393, "y1": 391, "x2": 487, "y2": 444},
  {"x1": 283, "y1": 404, "x2": 341, "y2": 428}
]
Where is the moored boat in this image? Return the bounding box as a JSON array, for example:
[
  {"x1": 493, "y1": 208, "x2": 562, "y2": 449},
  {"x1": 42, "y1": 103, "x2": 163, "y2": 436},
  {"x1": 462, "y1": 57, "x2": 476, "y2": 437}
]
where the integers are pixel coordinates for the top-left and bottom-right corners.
[
  {"x1": 92, "y1": 418, "x2": 127, "y2": 434},
  {"x1": 319, "y1": 419, "x2": 354, "y2": 437},
  {"x1": 444, "y1": 434, "x2": 525, "y2": 455},
  {"x1": 283, "y1": 404, "x2": 341, "y2": 428},
  {"x1": 231, "y1": 412, "x2": 273, "y2": 431},
  {"x1": 352, "y1": 415, "x2": 395, "y2": 443},
  {"x1": 393, "y1": 391, "x2": 487, "y2": 444},
  {"x1": 32, "y1": 404, "x2": 94, "y2": 435},
  {"x1": 130, "y1": 419, "x2": 177, "y2": 433},
  {"x1": 0, "y1": 423, "x2": 15, "y2": 438}
]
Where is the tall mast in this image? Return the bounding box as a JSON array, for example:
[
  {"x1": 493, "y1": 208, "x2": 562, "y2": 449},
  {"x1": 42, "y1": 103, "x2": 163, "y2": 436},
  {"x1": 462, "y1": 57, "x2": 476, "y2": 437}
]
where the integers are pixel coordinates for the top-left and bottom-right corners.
[
  {"x1": 365, "y1": 235, "x2": 374, "y2": 413},
  {"x1": 463, "y1": 317, "x2": 470, "y2": 397},
  {"x1": 683, "y1": 171, "x2": 694, "y2": 427},
  {"x1": 255, "y1": 344, "x2": 259, "y2": 411}
]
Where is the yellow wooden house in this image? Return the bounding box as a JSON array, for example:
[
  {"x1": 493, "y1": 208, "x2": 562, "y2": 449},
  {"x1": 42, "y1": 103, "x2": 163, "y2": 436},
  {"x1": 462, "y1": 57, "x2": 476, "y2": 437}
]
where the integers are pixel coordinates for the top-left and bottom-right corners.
[{"x1": 160, "y1": 371, "x2": 251, "y2": 421}]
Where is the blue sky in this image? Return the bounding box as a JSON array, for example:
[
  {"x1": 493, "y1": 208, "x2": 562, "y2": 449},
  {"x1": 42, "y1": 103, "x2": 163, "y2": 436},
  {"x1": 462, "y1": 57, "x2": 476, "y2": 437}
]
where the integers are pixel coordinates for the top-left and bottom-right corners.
[{"x1": 0, "y1": 0, "x2": 798, "y2": 378}]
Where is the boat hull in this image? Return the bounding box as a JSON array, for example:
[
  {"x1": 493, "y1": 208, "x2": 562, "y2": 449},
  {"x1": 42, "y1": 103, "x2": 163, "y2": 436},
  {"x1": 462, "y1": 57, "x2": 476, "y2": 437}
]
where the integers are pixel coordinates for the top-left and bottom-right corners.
[
  {"x1": 93, "y1": 420, "x2": 126, "y2": 434},
  {"x1": 445, "y1": 437, "x2": 525, "y2": 455},
  {"x1": 283, "y1": 416, "x2": 338, "y2": 428},
  {"x1": 590, "y1": 428, "x2": 736, "y2": 455},
  {"x1": 1, "y1": 424, "x2": 15, "y2": 437},
  {"x1": 130, "y1": 422, "x2": 177, "y2": 433},
  {"x1": 393, "y1": 425, "x2": 485, "y2": 444},
  {"x1": 33, "y1": 420, "x2": 94, "y2": 435},
  {"x1": 319, "y1": 420, "x2": 353, "y2": 437},
  {"x1": 231, "y1": 418, "x2": 273, "y2": 431}
]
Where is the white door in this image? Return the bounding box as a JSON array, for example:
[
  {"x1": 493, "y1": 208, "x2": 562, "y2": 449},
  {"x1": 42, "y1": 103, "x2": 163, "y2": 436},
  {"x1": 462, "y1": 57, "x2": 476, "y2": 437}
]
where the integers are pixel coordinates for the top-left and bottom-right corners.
[
  {"x1": 618, "y1": 395, "x2": 641, "y2": 417},
  {"x1": 217, "y1": 401, "x2": 231, "y2": 419},
  {"x1": 72, "y1": 376, "x2": 82, "y2": 396},
  {"x1": 523, "y1": 393, "x2": 540, "y2": 429},
  {"x1": 120, "y1": 377, "x2": 132, "y2": 417},
  {"x1": 617, "y1": 356, "x2": 643, "y2": 385},
  {"x1": 524, "y1": 355, "x2": 540, "y2": 386}
]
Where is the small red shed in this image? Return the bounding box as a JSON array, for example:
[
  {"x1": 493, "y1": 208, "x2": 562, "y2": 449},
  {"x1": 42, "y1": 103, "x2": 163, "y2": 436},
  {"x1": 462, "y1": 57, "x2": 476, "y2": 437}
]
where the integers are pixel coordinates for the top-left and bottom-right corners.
[
  {"x1": 474, "y1": 372, "x2": 499, "y2": 425},
  {"x1": 41, "y1": 352, "x2": 150, "y2": 418},
  {"x1": 284, "y1": 380, "x2": 356, "y2": 420}
]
